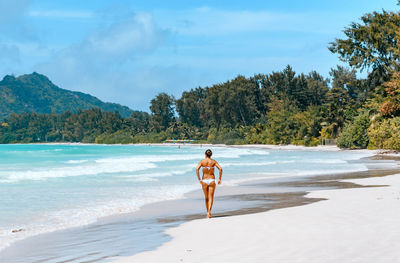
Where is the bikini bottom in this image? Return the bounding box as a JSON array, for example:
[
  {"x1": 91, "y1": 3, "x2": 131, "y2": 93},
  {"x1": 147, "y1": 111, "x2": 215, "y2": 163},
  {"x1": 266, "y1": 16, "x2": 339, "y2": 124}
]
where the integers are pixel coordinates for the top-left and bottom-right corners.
[{"x1": 202, "y1": 179, "x2": 215, "y2": 185}]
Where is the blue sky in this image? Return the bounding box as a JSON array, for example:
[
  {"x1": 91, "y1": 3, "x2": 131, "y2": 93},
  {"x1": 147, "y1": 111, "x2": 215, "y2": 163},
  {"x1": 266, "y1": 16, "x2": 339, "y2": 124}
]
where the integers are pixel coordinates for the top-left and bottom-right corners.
[{"x1": 0, "y1": 0, "x2": 398, "y2": 111}]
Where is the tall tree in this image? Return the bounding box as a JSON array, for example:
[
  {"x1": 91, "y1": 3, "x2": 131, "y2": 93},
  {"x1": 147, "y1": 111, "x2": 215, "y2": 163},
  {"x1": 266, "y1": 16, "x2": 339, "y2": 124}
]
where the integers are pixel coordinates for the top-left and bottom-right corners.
[
  {"x1": 150, "y1": 93, "x2": 175, "y2": 131},
  {"x1": 305, "y1": 71, "x2": 329, "y2": 106},
  {"x1": 204, "y1": 75, "x2": 262, "y2": 128},
  {"x1": 322, "y1": 68, "x2": 355, "y2": 138},
  {"x1": 329, "y1": 10, "x2": 400, "y2": 84},
  {"x1": 126, "y1": 111, "x2": 150, "y2": 133},
  {"x1": 176, "y1": 87, "x2": 206, "y2": 127},
  {"x1": 329, "y1": 66, "x2": 361, "y2": 101}
]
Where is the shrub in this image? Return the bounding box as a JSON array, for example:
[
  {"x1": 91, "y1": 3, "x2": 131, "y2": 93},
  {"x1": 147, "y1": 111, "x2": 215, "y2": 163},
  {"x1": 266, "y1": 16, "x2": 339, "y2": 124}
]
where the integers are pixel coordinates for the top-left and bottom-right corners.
[
  {"x1": 368, "y1": 117, "x2": 400, "y2": 150},
  {"x1": 95, "y1": 130, "x2": 134, "y2": 144},
  {"x1": 337, "y1": 112, "x2": 370, "y2": 149}
]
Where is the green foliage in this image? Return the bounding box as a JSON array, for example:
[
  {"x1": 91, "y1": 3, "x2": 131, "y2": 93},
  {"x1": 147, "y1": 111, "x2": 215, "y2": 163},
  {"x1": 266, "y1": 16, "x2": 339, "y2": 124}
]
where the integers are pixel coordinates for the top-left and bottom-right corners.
[
  {"x1": 204, "y1": 75, "x2": 263, "y2": 128},
  {"x1": 131, "y1": 131, "x2": 170, "y2": 143},
  {"x1": 207, "y1": 127, "x2": 247, "y2": 145},
  {"x1": 262, "y1": 100, "x2": 322, "y2": 145},
  {"x1": 150, "y1": 93, "x2": 175, "y2": 131},
  {"x1": 125, "y1": 111, "x2": 151, "y2": 134},
  {"x1": 368, "y1": 116, "x2": 400, "y2": 150},
  {"x1": 329, "y1": 10, "x2": 400, "y2": 75},
  {"x1": 256, "y1": 66, "x2": 329, "y2": 112},
  {"x1": 337, "y1": 112, "x2": 370, "y2": 149},
  {"x1": 363, "y1": 70, "x2": 400, "y2": 151},
  {"x1": 95, "y1": 130, "x2": 134, "y2": 144},
  {"x1": 174, "y1": 66, "x2": 329, "y2": 131},
  {"x1": 176, "y1": 87, "x2": 206, "y2": 127},
  {"x1": 0, "y1": 109, "x2": 126, "y2": 143}
]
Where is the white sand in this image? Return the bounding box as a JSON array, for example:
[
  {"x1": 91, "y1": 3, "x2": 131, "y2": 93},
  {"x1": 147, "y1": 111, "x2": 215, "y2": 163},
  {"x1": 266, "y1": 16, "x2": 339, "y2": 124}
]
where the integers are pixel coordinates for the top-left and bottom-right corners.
[
  {"x1": 114, "y1": 173, "x2": 400, "y2": 263},
  {"x1": 234, "y1": 144, "x2": 342, "y2": 151}
]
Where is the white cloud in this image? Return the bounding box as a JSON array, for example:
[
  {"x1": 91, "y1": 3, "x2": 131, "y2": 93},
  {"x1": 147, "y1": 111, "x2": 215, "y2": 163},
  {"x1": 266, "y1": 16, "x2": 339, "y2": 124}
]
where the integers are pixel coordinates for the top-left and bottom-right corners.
[
  {"x1": 47, "y1": 12, "x2": 169, "y2": 65},
  {"x1": 35, "y1": 12, "x2": 170, "y2": 110},
  {"x1": 82, "y1": 13, "x2": 166, "y2": 59},
  {"x1": 28, "y1": 10, "x2": 94, "y2": 19}
]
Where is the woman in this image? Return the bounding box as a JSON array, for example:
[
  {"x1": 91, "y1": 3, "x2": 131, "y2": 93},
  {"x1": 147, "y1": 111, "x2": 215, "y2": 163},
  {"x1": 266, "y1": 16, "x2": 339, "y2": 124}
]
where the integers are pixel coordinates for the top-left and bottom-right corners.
[{"x1": 196, "y1": 149, "x2": 222, "y2": 218}]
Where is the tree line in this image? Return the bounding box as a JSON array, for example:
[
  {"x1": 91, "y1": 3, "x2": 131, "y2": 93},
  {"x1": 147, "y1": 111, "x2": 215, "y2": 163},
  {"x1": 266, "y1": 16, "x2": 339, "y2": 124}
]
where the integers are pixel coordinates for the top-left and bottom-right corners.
[{"x1": 1, "y1": 5, "x2": 400, "y2": 149}]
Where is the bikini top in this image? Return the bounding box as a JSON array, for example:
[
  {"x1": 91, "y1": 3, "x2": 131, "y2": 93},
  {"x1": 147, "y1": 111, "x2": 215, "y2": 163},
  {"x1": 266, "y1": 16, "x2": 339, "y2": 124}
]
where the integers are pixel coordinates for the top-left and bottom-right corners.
[{"x1": 203, "y1": 166, "x2": 214, "y2": 170}]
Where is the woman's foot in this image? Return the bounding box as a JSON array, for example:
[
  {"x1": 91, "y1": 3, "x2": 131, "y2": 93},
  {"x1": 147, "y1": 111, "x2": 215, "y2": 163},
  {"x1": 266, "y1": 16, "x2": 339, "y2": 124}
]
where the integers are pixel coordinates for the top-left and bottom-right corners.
[{"x1": 207, "y1": 212, "x2": 212, "y2": 218}]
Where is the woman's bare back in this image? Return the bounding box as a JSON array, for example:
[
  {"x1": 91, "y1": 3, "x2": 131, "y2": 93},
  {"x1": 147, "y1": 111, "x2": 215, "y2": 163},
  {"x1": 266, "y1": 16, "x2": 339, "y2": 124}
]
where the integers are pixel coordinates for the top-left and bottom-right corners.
[{"x1": 200, "y1": 159, "x2": 217, "y2": 179}]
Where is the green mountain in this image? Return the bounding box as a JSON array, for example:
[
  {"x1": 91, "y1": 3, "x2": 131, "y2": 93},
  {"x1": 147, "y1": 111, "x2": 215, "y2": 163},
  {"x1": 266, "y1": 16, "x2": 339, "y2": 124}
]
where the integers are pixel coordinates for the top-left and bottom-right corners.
[{"x1": 0, "y1": 72, "x2": 133, "y2": 119}]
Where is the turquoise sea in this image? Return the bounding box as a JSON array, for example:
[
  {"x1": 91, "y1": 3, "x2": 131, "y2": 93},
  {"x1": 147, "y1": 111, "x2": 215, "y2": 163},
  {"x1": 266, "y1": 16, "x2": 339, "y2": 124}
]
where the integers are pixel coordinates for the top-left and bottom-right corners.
[{"x1": 0, "y1": 144, "x2": 384, "y2": 252}]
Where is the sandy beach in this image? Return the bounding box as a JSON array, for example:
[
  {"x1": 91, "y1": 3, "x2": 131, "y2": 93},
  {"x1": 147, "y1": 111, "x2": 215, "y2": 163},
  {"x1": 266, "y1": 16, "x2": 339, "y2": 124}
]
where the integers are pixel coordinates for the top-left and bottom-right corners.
[{"x1": 114, "y1": 165, "x2": 400, "y2": 262}]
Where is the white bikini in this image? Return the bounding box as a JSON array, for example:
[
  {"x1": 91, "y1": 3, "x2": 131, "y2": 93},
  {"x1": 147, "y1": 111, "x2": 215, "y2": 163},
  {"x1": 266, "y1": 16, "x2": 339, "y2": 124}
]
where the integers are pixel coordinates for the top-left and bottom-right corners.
[
  {"x1": 202, "y1": 166, "x2": 215, "y2": 185},
  {"x1": 202, "y1": 178, "x2": 215, "y2": 185}
]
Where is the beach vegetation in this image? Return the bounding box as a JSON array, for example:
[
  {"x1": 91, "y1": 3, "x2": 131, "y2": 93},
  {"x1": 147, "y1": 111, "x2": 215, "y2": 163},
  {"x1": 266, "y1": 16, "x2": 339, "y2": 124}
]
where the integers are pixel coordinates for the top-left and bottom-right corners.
[
  {"x1": 95, "y1": 130, "x2": 134, "y2": 144},
  {"x1": 328, "y1": 10, "x2": 400, "y2": 81},
  {"x1": 368, "y1": 117, "x2": 400, "y2": 150},
  {"x1": 337, "y1": 111, "x2": 370, "y2": 149},
  {"x1": 150, "y1": 93, "x2": 176, "y2": 132}
]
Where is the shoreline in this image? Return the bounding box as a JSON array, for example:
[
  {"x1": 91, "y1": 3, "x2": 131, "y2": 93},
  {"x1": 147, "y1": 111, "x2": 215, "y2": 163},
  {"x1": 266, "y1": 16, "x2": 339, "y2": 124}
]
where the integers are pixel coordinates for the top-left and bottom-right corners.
[
  {"x1": 4, "y1": 142, "x2": 399, "y2": 156},
  {"x1": 1, "y1": 152, "x2": 399, "y2": 262},
  {"x1": 113, "y1": 163, "x2": 400, "y2": 263},
  {"x1": 4, "y1": 142, "x2": 400, "y2": 157}
]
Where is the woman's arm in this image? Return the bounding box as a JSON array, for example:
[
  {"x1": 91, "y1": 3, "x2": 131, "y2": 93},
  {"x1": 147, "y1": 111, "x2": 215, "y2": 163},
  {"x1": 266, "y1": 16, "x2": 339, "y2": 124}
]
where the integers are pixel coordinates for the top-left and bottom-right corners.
[
  {"x1": 196, "y1": 162, "x2": 202, "y2": 184},
  {"x1": 215, "y1": 161, "x2": 223, "y2": 184}
]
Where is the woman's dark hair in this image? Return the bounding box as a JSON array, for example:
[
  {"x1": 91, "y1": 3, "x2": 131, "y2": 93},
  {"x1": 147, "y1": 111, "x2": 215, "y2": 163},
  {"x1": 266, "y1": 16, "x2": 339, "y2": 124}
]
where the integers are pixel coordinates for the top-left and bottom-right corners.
[{"x1": 205, "y1": 149, "x2": 212, "y2": 157}]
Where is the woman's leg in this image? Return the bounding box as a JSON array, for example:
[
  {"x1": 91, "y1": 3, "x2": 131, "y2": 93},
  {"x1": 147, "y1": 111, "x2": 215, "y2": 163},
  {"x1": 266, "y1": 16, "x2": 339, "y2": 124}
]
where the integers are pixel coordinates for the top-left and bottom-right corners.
[
  {"x1": 207, "y1": 182, "x2": 216, "y2": 218},
  {"x1": 201, "y1": 182, "x2": 209, "y2": 215}
]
